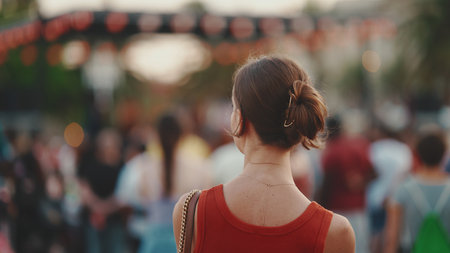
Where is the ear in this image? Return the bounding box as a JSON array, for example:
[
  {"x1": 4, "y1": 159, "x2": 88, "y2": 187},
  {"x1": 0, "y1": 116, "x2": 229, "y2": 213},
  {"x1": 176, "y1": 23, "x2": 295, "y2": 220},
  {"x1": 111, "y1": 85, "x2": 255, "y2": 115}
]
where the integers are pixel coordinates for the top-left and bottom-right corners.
[{"x1": 231, "y1": 108, "x2": 244, "y2": 136}]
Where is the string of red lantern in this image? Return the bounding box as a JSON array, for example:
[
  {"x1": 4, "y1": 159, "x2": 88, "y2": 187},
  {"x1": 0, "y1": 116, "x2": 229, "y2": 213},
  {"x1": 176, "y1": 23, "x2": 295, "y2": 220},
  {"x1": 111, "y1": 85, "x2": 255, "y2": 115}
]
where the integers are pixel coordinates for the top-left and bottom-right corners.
[{"x1": 0, "y1": 11, "x2": 397, "y2": 66}]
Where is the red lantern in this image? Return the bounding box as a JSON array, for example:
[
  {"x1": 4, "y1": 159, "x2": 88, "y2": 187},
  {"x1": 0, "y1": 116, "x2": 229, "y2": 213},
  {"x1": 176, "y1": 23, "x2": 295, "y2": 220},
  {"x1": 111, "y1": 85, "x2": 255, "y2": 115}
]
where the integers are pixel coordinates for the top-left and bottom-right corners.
[
  {"x1": 230, "y1": 17, "x2": 254, "y2": 40},
  {"x1": 72, "y1": 12, "x2": 94, "y2": 31},
  {"x1": 138, "y1": 14, "x2": 162, "y2": 33},
  {"x1": 106, "y1": 13, "x2": 128, "y2": 34},
  {"x1": 259, "y1": 18, "x2": 285, "y2": 37},
  {"x1": 170, "y1": 13, "x2": 196, "y2": 33},
  {"x1": 201, "y1": 15, "x2": 226, "y2": 36}
]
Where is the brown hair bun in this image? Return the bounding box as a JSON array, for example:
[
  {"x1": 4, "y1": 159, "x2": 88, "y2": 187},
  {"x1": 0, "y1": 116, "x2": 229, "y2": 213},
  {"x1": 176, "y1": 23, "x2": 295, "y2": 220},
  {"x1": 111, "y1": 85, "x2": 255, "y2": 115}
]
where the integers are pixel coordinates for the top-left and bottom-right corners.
[
  {"x1": 284, "y1": 79, "x2": 327, "y2": 149},
  {"x1": 233, "y1": 55, "x2": 327, "y2": 149}
]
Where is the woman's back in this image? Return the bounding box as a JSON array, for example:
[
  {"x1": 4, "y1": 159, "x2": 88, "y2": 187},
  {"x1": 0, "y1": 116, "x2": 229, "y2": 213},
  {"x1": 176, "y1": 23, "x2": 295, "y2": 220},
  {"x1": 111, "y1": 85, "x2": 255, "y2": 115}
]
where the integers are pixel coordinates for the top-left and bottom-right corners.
[
  {"x1": 174, "y1": 181, "x2": 354, "y2": 253},
  {"x1": 194, "y1": 184, "x2": 332, "y2": 253},
  {"x1": 223, "y1": 175, "x2": 311, "y2": 227}
]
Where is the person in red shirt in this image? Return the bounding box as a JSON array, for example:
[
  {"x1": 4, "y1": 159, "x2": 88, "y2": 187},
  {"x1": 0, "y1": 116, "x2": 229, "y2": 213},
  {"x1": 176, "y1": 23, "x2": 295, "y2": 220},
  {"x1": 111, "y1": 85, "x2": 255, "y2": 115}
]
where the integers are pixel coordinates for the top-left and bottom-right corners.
[
  {"x1": 319, "y1": 116, "x2": 375, "y2": 253},
  {"x1": 319, "y1": 117, "x2": 374, "y2": 211},
  {"x1": 173, "y1": 56, "x2": 355, "y2": 253}
]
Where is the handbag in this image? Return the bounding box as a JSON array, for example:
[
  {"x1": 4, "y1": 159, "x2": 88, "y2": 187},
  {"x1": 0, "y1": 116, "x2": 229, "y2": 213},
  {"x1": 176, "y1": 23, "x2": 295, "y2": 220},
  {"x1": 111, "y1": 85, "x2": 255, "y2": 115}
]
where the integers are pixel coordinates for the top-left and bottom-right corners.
[{"x1": 178, "y1": 189, "x2": 201, "y2": 253}]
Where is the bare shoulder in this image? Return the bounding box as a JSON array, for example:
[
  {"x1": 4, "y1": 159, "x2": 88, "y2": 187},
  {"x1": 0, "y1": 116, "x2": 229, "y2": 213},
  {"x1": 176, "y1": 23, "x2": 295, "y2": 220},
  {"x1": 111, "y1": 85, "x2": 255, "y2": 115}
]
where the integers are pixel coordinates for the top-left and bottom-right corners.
[
  {"x1": 324, "y1": 213, "x2": 355, "y2": 253},
  {"x1": 172, "y1": 192, "x2": 190, "y2": 247}
]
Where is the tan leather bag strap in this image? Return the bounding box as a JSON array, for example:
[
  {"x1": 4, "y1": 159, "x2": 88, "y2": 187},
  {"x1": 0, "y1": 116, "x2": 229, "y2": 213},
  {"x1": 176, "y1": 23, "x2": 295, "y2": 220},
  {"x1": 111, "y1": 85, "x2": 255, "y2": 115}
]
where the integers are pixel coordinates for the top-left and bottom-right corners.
[{"x1": 178, "y1": 189, "x2": 201, "y2": 253}]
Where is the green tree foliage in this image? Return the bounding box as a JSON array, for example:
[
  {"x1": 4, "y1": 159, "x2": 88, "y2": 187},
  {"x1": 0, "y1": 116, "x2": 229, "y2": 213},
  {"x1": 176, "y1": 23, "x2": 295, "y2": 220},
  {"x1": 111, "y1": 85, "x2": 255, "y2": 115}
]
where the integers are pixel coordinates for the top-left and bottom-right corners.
[
  {"x1": 0, "y1": 0, "x2": 37, "y2": 25},
  {"x1": 0, "y1": 45, "x2": 85, "y2": 122},
  {"x1": 395, "y1": 0, "x2": 450, "y2": 100}
]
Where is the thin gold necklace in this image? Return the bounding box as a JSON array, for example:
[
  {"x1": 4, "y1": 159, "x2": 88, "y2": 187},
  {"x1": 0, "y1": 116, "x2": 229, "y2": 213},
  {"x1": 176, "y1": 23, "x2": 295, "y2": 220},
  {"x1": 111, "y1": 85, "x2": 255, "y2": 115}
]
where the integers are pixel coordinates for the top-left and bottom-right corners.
[
  {"x1": 240, "y1": 174, "x2": 296, "y2": 188},
  {"x1": 247, "y1": 161, "x2": 282, "y2": 166}
]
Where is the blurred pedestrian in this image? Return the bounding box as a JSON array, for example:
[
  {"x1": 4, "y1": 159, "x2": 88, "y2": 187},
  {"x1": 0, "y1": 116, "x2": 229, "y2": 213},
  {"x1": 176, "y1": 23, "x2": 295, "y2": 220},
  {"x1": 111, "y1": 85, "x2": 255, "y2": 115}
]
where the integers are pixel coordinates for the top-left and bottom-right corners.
[
  {"x1": 0, "y1": 126, "x2": 14, "y2": 253},
  {"x1": 367, "y1": 125, "x2": 412, "y2": 253},
  {"x1": 77, "y1": 128, "x2": 127, "y2": 253},
  {"x1": 384, "y1": 128, "x2": 450, "y2": 253},
  {"x1": 0, "y1": 171, "x2": 13, "y2": 253},
  {"x1": 173, "y1": 56, "x2": 355, "y2": 253},
  {"x1": 137, "y1": 113, "x2": 211, "y2": 253},
  {"x1": 319, "y1": 116, "x2": 375, "y2": 253},
  {"x1": 9, "y1": 131, "x2": 46, "y2": 252},
  {"x1": 39, "y1": 171, "x2": 68, "y2": 252}
]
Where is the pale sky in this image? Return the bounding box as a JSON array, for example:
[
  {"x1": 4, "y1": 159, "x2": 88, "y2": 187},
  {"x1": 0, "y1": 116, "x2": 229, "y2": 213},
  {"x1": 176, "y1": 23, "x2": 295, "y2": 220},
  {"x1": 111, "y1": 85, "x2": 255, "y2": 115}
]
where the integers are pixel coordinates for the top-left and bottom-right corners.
[{"x1": 38, "y1": 0, "x2": 343, "y2": 17}]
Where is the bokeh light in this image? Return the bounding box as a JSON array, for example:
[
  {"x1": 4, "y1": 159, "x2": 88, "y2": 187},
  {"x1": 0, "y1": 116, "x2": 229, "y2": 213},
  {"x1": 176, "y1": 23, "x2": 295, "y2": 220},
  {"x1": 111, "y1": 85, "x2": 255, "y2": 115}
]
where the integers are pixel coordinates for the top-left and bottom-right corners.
[
  {"x1": 46, "y1": 43, "x2": 63, "y2": 66},
  {"x1": 201, "y1": 15, "x2": 226, "y2": 36},
  {"x1": 71, "y1": 11, "x2": 94, "y2": 31},
  {"x1": 123, "y1": 35, "x2": 211, "y2": 84},
  {"x1": 4, "y1": 30, "x2": 18, "y2": 49},
  {"x1": 20, "y1": 44, "x2": 38, "y2": 66},
  {"x1": 230, "y1": 17, "x2": 255, "y2": 40},
  {"x1": 64, "y1": 122, "x2": 85, "y2": 148},
  {"x1": 23, "y1": 22, "x2": 41, "y2": 43},
  {"x1": 0, "y1": 50, "x2": 8, "y2": 65},
  {"x1": 138, "y1": 14, "x2": 162, "y2": 33},
  {"x1": 12, "y1": 28, "x2": 25, "y2": 46},
  {"x1": 213, "y1": 42, "x2": 239, "y2": 65},
  {"x1": 106, "y1": 12, "x2": 129, "y2": 34},
  {"x1": 259, "y1": 18, "x2": 285, "y2": 37},
  {"x1": 62, "y1": 40, "x2": 90, "y2": 69},
  {"x1": 170, "y1": 13, "x2": 196, "y2": 33},
  {"x1": 362, "y1": 50, "x2": 381, "y2": 73}
]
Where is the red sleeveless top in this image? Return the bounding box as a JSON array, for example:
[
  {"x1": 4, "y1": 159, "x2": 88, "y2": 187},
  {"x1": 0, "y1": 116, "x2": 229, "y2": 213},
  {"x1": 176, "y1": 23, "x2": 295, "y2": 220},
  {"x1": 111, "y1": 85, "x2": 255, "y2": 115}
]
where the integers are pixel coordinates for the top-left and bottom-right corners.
[{"x1": 194, "y1": 185, "x2": 333, "y2": 253}]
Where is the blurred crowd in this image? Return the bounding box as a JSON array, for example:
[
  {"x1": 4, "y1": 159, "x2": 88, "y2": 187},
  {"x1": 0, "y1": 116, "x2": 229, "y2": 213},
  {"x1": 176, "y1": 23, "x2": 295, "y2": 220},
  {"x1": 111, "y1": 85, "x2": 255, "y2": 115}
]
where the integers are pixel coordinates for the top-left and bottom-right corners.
[{"x1": 0, "y1": 107, "x2": 449, "y2": 253}]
